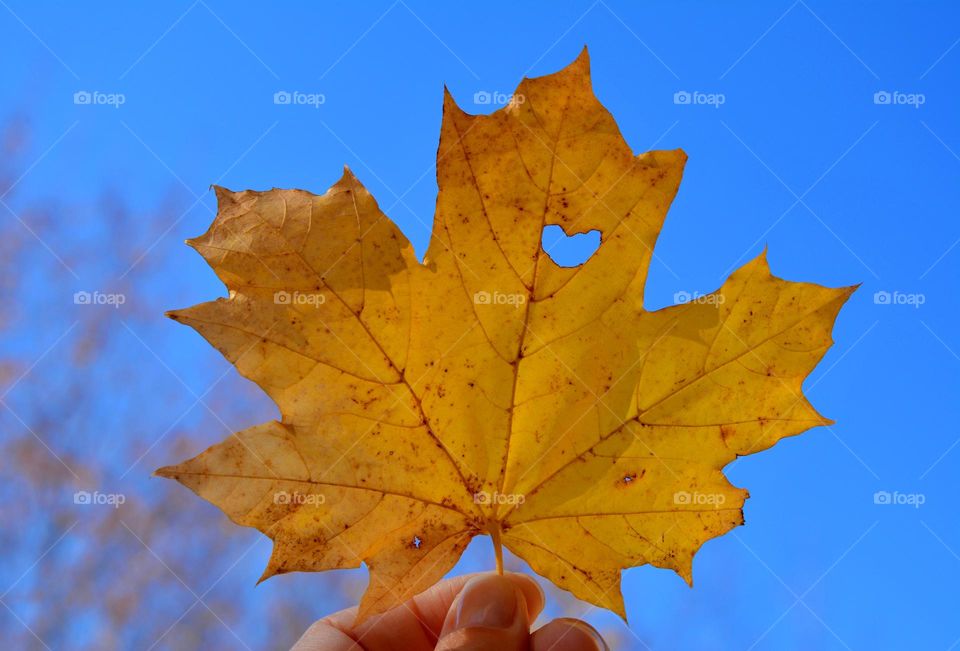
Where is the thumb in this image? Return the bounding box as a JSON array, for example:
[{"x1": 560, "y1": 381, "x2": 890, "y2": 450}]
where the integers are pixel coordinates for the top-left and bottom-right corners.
[{"x1": 435, "y1": 574, "x2": 530, "y2": 651}]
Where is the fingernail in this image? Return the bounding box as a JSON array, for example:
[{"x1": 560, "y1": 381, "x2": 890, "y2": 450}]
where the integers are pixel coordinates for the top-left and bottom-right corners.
[
  {"x1": 558, "y1": 619, "x2": 609, "y2": 651},
  {"x1": 455, "y1": 575, "x2": 520, "y2": 629}
]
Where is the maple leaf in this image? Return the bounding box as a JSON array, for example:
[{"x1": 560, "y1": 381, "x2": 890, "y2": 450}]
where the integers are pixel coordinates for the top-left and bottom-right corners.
[{"x1": 157, "y1": 48, "x2": 855, "y2": 621}]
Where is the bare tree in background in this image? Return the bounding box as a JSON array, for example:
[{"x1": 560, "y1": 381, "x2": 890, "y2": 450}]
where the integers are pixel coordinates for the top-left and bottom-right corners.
[{"x1": 0, "y1": 116, "x2": 362, "y2": 651}]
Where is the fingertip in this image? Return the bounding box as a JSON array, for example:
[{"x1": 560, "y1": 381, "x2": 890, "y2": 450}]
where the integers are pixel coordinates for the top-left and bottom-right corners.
[
  {"x1": 531, "y1": 618, "x2": 608, "y2": 651},
  {"x1": 436, "y1": 574, "x2": 530, "y2": 650},
  {"x1": 289, "y1": 619, "x2": 361, "y2": 651},
  {"x1": 422, "y1": 572, "x2": 543, "y2": 626},
  {"x1": 502, "y1": 572, "x2": 545, "y2": 623}
]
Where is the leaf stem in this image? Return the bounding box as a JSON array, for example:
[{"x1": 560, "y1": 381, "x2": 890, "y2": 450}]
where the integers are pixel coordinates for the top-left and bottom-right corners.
[{"x1": 488, "y1": 520, "x2": 504, "y2": 575}]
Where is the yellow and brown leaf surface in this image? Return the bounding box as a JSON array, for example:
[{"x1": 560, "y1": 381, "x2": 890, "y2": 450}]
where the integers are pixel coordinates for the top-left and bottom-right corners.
[{"x1": 158, "y1": 49, "x2": 855, "y2": 620}]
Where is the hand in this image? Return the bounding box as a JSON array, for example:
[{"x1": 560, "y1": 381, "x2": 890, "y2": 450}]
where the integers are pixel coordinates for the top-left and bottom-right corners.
[{"x1": 291, "y1": 572, "x2": 608, "y2": 650}]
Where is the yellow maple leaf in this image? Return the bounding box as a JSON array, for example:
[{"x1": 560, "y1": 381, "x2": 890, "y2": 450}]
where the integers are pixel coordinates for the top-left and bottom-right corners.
[{"x1": 157, "y1": 48, "x2": 855, "y2": 621}]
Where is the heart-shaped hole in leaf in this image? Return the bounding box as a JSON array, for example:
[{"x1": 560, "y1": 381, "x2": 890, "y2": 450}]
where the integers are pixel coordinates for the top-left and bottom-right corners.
[{"x1": 541, "y1": 224, "x2": 601, "y2": 267}]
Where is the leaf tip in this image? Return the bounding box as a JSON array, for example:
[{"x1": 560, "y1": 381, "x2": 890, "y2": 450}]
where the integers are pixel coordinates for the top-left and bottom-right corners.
[
  {"x1": 212, "y1": 184, "x2": 237, "y2": 207},
  {"x1": 256, "y1": 566, "x2": 277, "y2": 586},
  {"x1": 442, "y1": 85, "x2": 466, "y2": 118},
  {"x1": 545, "y1": 45, "x2": 592, "y2": 85},
  {"x1": 576, "y1": 44, "x2": 590, "y2": 65},
  {"x1": 154, "y1": 465, "x2": 176, "y2": 478},
  {"x1": 747, "y1": 245, "x2": 773, "y2": 275},
  {"x1": 669, "y1": 559, "x2": 693, "y2": 590},
  {"x1": 616, "y1": 605, "x2": 629, "y2": 624}
]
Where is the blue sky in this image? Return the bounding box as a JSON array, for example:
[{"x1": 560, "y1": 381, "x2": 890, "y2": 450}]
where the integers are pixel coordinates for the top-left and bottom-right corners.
[{"x1": 2, "y1": 2, "x2": 958, "y2": 649}]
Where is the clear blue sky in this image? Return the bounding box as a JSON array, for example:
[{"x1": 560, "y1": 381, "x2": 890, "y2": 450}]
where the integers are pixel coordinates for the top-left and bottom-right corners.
[{"x1": 2, "y1": 2, "x2": 958, "y2": 649}]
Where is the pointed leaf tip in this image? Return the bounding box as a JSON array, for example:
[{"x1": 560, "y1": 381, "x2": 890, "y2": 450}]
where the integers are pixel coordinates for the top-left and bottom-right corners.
[
  {"x1": 256, "y1": 566, "x2": 275, "y2": 585},
  {"x1": 339, "y1": 164, "x2": 359, "y2": 186},
  {"x1": 561, "y1": 45, "x2": 592, "y2": 78},
  {"x1": 212, "y1": 185, "x2": 235, "y2": 204},
  {"x1": 442, "y1": 85, "x2": 466, "y2": 117}
]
